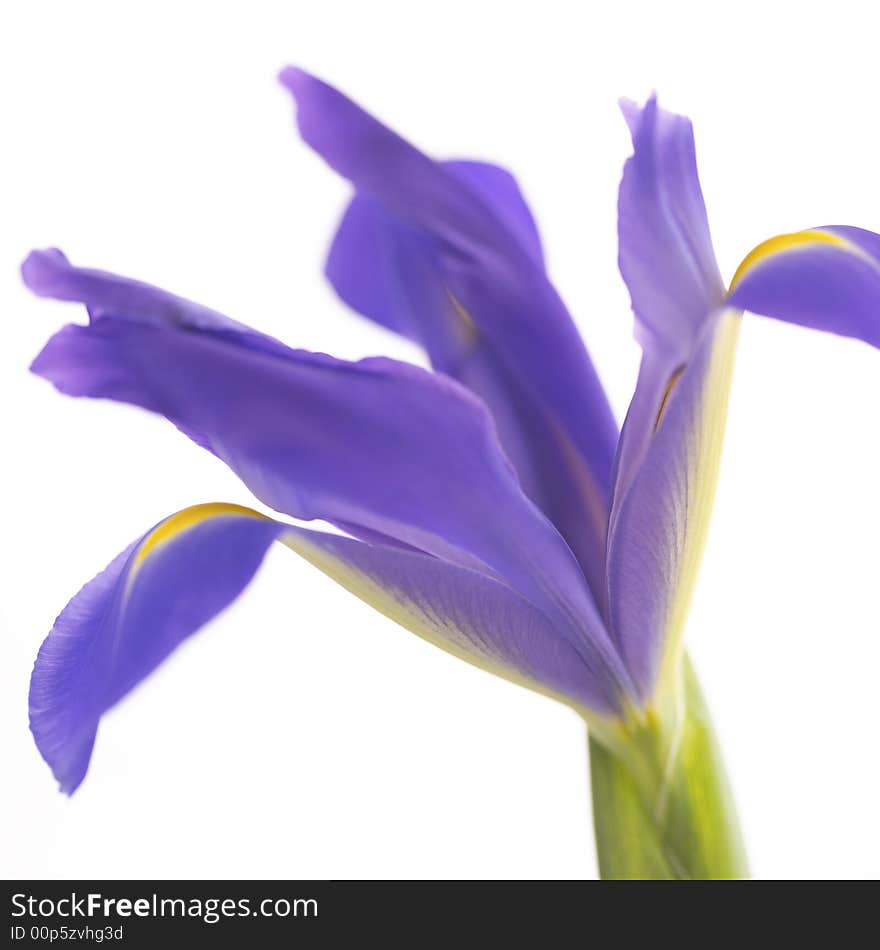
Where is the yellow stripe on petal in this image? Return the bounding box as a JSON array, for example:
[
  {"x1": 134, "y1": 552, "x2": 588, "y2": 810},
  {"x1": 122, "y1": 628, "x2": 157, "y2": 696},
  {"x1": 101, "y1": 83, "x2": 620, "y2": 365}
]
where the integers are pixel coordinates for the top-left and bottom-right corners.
[
  {"x1": 134, "y1": 502, "x2": 269, "y2": 569},
  {"x1": 654, "y1": 366, "x2": 686, "y2": 431},
  {"x1": 446, "y1": 289, "x2": 479, "y2": 346},
  {"x1": 728, "y1": 229, "x2": 851, "y2": 291}
]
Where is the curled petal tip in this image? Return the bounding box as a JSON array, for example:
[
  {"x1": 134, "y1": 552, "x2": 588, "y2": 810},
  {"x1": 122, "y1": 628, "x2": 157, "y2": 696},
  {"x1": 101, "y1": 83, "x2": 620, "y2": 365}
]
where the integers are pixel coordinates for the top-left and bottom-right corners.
[
  {"x1": 278, "y1": 65, "x2": 307, "y2": 88},
  {"x1": 618, "y1": 93, "x2": 660, "y2": 141},
  {"x1": 278, "y1": 65, "x2": 324, "y2": 105},
  {"x1": 277, "y1": 66, "x2": 340, "y2": 153},
  {"x1": 21, "y1": 248, "x2": 70, "y2": 297}
]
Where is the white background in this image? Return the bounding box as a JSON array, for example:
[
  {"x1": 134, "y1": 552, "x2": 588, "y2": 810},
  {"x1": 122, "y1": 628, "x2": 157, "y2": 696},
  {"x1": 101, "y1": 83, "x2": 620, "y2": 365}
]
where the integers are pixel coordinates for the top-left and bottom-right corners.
[{"x1": 2, "y1": 0, "x2": 879, "y2": 880}]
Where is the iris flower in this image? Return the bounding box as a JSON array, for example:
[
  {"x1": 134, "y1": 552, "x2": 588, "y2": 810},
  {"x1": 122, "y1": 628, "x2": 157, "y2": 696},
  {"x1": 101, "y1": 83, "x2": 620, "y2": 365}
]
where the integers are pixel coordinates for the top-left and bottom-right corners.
[{"x1": 22, "y1": 68, "x2": 880, "y2": 880}]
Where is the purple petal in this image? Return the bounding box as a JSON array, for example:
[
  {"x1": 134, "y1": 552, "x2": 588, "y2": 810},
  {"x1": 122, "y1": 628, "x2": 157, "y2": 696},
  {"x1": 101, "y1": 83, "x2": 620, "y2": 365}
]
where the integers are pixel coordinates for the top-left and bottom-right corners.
[
  {"x1": 727, "y1": 226, "x2": 880, "y2": 347},
  {"x1": 25, "y1": 252, "x2": 630, "y2": 698},
  {"x1": 611, "y1": 95, "x2": 725, "y2": 522},
  {"x1": 21, "y1": 248, "x2": 294, "y2": 359},
  {"x1": 618, "y1": 95, "x2": 725, "y2": 353},
  {"x1": 609, "y1": 101, "x2": 880, "y2": 700},
  {"x1": 282, "y1": 68, "x2": 618, "y2": 605},
  {"x1": 280, "y1": 67, "x2": 492, "y2": 241},
  {"x1": 32, "y1": 504, "x2": 622, "y2": 793},
  {"x1": 325, "y1": 160, "x2": 544, "y2": 343},
  {"x1": 607, "y1": 311, "x2": 740, "y2": 695},
  {"x1": 30, "y1": 504, "x2": 284, "y2": 793},
  {"x1": 282, "y1": 525, "x2": 620, "y2": 714},
  {"x1": 444, "y1": 160, "x2": 545, "y2": 268},
  {"x1": 608, "y1": 96, "x2": 736, "y2": 697}
]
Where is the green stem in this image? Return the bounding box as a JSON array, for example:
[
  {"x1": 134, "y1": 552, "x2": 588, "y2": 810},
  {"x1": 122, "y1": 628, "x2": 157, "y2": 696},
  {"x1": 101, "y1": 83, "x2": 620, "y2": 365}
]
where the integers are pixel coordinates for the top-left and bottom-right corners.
[{"x1": 589, "y1": 656, "x2": 748, "y2": 880}]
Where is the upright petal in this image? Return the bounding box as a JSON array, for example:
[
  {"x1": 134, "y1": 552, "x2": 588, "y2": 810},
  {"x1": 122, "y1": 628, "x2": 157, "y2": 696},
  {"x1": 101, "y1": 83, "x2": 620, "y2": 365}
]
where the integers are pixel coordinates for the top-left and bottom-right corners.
[
  {"x1": 24, "y1": 251, "x2": 631, "y2": 698},
  {"x1": 607, "y1": 311, "x2": 740, "y2": 695},
  {"x1": 613, "y1": 95, "x2": 726, "y2": 511},
  {"x1": 727, "y1": 226, "x2": 880, "y2": 347},
  {"x1": 281, "y1": 66, "x2": 618, "y2": 611},
  {"x1": 618, "y1": 95, "x2": 725, "y2": 353},
  {"x1": 611, "y1": 99, "x2": 880, "y2": 702},
  {"x1": 32, "y1": 504, "x2": 621, "y2": 793},
  {"x1": 608, "y1": 97, "x2": 736, "y2": 699}
]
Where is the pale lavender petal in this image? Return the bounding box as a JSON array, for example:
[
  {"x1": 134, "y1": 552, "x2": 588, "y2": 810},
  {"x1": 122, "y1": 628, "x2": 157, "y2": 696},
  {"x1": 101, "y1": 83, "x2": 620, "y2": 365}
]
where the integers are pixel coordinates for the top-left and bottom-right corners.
[
  {"x1": 618, "y1": 95, "x2": 724, "y2": 353},
  {"x1": 607, "y1": 311, "x2": 740, "y2": 695}
]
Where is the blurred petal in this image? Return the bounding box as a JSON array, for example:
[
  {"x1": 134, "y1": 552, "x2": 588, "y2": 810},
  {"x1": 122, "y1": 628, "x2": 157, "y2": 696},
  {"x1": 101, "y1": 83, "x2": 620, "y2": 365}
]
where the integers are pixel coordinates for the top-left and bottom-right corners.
[
  {"x1": 281, "y1": 66, "x2": 618, "y2": 609},
  {"x1": 325, "y1": 160, "x2": 543, "y2": 344},
  {"x1": 325, "y1": 195, "x2": 462, "y2": 359},
  {"x1": 444, "y1": 160, "x2": 545, "y2": 267},
  {"x1": 727, "y1": 226, "x2": 880, "y2": 347},
  {"x1": 25, "y1": 251, "x2": 630, "y2": 698},
  {"x1": 33, "y1": 504, "x2": 621, "y2": 793}
]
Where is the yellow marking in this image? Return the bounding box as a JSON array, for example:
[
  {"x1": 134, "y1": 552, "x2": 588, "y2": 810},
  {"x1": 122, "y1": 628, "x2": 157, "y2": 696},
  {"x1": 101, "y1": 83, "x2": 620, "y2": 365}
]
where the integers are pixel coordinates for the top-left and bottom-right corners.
[
  {"x1": 446, "y1": 290, "x2": 479, "y2": 345},
  {"x1": 654, "y1": 366, "x2": 686, "y2": 431},
  {"x1": 134, "y1": 502, "x2": 268, "y2": 567},
  {"x1": 728, "y1": 229, "x2": 849, "y2": 291}
]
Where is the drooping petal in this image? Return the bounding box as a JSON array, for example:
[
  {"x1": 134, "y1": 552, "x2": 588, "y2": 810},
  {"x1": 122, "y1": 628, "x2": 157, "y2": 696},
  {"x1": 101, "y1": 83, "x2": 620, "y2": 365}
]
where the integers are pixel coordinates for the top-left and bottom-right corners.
[
  {"x1": 32, "y1": 504, "x2": 620, "y2": 793},
  {"x1": 25, "y1": 250, "x2": 631, "y2": 699},
  {"x1": 281, "y1": 66, "x2": 618, "y2": 610},
  {"x1": 727, "y1": 226, "x2": 880, "y2": 347},
  {"x1": 30, "y1": 504, "x2": 284, "y2": 793}
]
